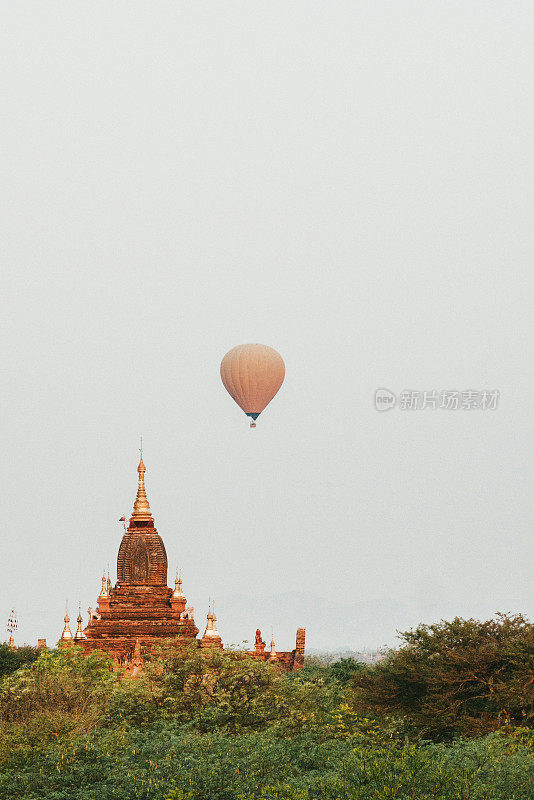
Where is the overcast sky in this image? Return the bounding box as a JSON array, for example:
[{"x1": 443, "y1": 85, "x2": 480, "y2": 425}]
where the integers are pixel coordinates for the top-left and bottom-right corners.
[{"x1": 1, "y1": 2, "x2": 532, "y2": 652}]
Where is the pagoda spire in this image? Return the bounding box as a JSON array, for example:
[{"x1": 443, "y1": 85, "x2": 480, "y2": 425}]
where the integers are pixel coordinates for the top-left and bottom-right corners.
[
  {"x1": 74, "y1": 604, "x2": 84, "y2": 641},
  {"x1": 99, "y1": 572, "x2": 109, "y2": 598},
  {"x1": 61, "y1": 604, "x2": 73, "y2": 641},
  {"x1": 269, "y1": 630, "x2": 277, "y2": 661},
  {"x1": 131, "y1": 440, "x2": 153, "y2": 521},
  {"x1": 202, "y1": 599, "x2": 222, "y2": 647},
  {"x1": 173, "y1": 570, "x2": 185, "y2": 599}
]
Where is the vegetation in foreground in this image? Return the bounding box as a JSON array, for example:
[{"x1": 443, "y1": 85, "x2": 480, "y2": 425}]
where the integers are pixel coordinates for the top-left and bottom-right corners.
[{"x1": 0, "y1": 613, "x2": 533, "y2": 799}]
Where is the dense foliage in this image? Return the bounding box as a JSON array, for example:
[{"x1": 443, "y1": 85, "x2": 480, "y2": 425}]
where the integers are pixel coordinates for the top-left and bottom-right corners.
[
  {"x1": 0, "y1": 614, "x2": 533, "y2": 799},
  {"x1": 0, "y1": 644, "x2": 39, "y2": 680},
  {"x1": 352, "y1": 613, "x2": 534, "y2": 739}
]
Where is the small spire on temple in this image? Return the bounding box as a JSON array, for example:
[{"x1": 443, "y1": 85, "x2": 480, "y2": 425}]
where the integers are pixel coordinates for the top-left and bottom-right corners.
[
  {"x1": 61, "y1": 603, "x2": 73, "y2": 641},
  {"x1": 203, "y1": 599, "x2": 220, "y2": 640},
  {"x1": 173, "y1": 569, "x2": 185, "y2": 599},
  {"x1": 74, "y1": 604, "x2": 84, "y2": 640},
  {"x1": 269, "y1": 630, "x2": 277, "y2": 661},
  {"x1": 100, "y1": 572, "x2": 109, "y2": 598},
  {"x1": 131, "y1": 440, "x2": 153, "y2": 521}
]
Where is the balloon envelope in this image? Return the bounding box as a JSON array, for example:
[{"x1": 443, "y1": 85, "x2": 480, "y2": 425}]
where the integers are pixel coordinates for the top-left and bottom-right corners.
[{"x1": 220, "y1": 344, "x2": 285, "y2": 421}]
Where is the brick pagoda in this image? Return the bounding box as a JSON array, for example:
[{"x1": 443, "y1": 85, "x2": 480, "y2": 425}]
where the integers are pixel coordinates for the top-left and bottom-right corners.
[{"x1": 60, "y1": 453, "x2": 305, "y2": 672}]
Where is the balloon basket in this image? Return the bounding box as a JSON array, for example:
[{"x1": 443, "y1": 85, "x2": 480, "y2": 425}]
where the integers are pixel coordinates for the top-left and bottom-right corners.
[{"x1": 250, "y1": 422, "x2": 257, "y2": 428}]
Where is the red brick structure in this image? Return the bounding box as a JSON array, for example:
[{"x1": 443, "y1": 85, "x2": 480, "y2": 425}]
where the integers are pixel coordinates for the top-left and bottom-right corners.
[
  {"x1": 249, "y1": 627, "x2": 306, "y2": 671},
  {"x1": 61, "y1": 454, "x2": 304, "y2": 672}
]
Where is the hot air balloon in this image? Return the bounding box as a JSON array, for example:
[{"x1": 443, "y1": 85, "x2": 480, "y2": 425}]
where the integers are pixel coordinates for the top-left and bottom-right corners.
[{"x1": 220, "y1": 344, "x2": 285, "y2": 427}]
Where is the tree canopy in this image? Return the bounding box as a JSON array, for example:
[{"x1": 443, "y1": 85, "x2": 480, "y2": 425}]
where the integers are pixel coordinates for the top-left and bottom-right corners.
[
  {"x1": 0, "y1": 614, "x2": 533, "y2": 799},
  {"x1": 351, "y1": 613, "x2": 534, "y2": 738},
  {"x1": 0, "y1": 643, "x2": 39, "y2": 679}
]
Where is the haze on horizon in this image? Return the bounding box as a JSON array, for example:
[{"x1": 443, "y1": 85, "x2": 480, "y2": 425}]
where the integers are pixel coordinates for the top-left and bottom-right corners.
[{"x1": 1, "y1": 2, "x2": 532, "y2": 652}]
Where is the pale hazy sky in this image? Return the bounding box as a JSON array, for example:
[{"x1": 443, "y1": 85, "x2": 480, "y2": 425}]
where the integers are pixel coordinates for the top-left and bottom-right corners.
[{"x1": 1, "y1": 2, "x2": 533, "y2": 651}]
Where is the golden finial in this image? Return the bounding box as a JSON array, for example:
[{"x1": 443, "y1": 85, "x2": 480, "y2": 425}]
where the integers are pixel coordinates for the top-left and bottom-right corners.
[
  {"x1": 203, "y1": 598, "x2": 220, "y2": 639},
  {"x1": 99, "y1": 572, "x2": 109, "y2": 598},
  {"x1": 173, "y1": 569, "x2": 185, "y2": 599},
  {"x1": 74, "y1": 603, "x2": 84, "y2": 640},
  {"x1": 61, "y1": 603, "x2": 73, "y2": 640},
  {"x1": 131, "y1": 438, "x2": 153, "y2": 520},
  {"x1": 269, "y1": 631, "x2": 277, "y2": 661}
]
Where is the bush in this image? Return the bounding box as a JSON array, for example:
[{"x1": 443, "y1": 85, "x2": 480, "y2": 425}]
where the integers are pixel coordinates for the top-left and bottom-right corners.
[
  {"x1": 0, "y1": 643, "x2": 39, "y2": 680},
  {"x1": 0, "y1": 646, "x2": 116, "y2": 751}
]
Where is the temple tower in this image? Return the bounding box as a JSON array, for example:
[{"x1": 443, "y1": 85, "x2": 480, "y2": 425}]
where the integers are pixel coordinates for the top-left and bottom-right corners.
[
  {"x1": 80, "y1": 454, "x2": 198, "y2": 663},
  {"x1": 59, "y1": 449, "x2": 304, "y2": 672}
]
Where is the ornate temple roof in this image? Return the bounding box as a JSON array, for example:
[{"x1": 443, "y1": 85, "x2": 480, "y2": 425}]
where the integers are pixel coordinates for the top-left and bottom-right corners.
[{"x1": 117, "y1": 454, "x2": 168, "y2": 586}]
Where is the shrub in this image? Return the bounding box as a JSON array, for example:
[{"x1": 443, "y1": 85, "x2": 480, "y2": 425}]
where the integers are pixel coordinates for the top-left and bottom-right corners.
[{"x1": 0, "y1": 643, "x2": 39, "y2": 680}]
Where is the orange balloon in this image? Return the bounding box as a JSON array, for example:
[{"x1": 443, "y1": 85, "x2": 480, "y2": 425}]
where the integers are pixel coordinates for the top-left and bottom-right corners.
[{"x1": 220, "y1": 344, "x2": 285, "y2": 424}]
